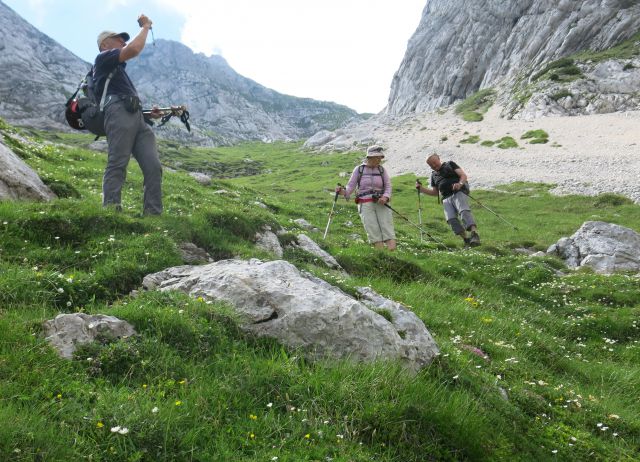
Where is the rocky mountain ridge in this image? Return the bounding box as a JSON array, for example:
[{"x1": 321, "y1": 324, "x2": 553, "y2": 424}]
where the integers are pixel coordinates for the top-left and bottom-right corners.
[
  {"x1": 0, "y1": 1, "x2": 360, "y2": 145},
  {"x1": 388, "y1": 0, "x2": 640, "y2": 118},
  {"x1": 126, "y1": 40, "x2": 360, "y2": 145},
  {"x1": 0, "y1": 0, "x2": 89, "y2": 129}
]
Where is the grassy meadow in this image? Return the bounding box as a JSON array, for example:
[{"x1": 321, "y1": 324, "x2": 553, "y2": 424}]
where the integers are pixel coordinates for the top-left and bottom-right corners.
[{"x1": 1, "y1": 119, "x2": 639, "y2": 461}]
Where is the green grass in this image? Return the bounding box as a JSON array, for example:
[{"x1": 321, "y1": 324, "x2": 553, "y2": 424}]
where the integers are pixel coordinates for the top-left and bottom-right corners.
[
  {"x1": 476, "y1": 136, "x2": 519, "y2": 149},
  {"x1": 522, "y1": 130, "x2": 550, "y2": 145},
  {"x1": 460, "y1": 135, "x2": 480, "y2": 144},
  {"x1": 455, "y1": 88, "x2": 496, "y2": 122},
  {"x1": 1, "y1": 119, "x2": 640, "y2": 461},
  {"x1": 532, "y1": 58, "x2": 584, "y2": 82},
  {"x1": 573, "y1": 30, "x2": 640, "y2": 64}
]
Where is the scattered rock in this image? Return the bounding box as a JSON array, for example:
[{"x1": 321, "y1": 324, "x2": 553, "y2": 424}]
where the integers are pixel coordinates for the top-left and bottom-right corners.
[
  {"x1": 293, "y1": 218, "x2": 316, "y2": 231},
  {"x1": 291, "y1": 234, "x2": 343, "y2": 270},
  {"x1": 189, "y1": 172, "x2": 212, "y2": 186},
  {"x1": 178, "y1": 242, "x2": 213, "y2": 264},
  {"x1": 547, "y1": 221, "x2": 640, "y2": 274},
  {"x1": 88, "y1": 140, "x2": 108, "y2": 152},
  {"x1": 255, "y1": 227, "x2": 284, "y2": 258},
  {"x1": 0, "y1": 139, "x2": 56, "y2": 202},
  {"x1": 43, "y1": 313, "x2": 136, "y2": 359}
]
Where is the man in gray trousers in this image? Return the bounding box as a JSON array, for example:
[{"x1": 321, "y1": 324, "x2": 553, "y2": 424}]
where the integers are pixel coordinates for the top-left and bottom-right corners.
[{"x1": 94, "y1": 14, "x2": 162, "y2": 215}]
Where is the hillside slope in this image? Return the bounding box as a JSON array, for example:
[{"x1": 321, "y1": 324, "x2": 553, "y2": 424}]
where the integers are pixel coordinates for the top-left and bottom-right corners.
[{"x1": 1, "y1": 118, "x2": 639, "y2": 460}]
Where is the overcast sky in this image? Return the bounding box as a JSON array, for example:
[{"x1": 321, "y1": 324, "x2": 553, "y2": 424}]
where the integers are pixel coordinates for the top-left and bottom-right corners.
[{"x1": 4, "y1": 0, "x2": 425, "y2": 114}]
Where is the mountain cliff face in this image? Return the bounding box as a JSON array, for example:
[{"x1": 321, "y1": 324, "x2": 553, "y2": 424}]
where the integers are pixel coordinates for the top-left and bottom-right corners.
[
  {"x1": 0, "y1": 1, "x2": 359, "y2": 144},
  {"x1": 126, "y1": 40, "x2": 360, "y2": 145},
  {"x1": 388, "y1": 0, "x2": 640, "y2": 116},
  {"x1": 0, "y1": 1, "x2": 89, "y2": 128}
]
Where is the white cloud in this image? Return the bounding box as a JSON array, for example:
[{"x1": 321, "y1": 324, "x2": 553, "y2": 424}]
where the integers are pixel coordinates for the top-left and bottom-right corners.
[
  {"x1": 149, "y1": 0, "x2": 425, "y2": 113},
  {"x1": 26, "y1": 0, "x2": 55, "y2": 25},
  {"x1": 14, "y1": 0, "x2": 425, "y2": 113}
]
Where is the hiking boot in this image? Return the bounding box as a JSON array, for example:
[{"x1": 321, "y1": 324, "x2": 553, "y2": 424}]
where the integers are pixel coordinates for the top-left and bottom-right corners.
[{"x1": 469, "y1": 231, "x2": 481, "y2": 247}]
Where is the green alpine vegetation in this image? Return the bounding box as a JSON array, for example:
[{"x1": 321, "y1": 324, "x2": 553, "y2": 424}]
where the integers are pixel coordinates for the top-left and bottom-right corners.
[
  {"x1": 522, "y1": 129, "x2": 550, "y2": 144},
  {"x1": 1, "y1": 119, "x2": 639, "y2": 461},
  {"x1": 531, "y1": 58, "x2": 583, "y2": 83},
  {"x1": 454, "y1": 88, "x2": 497, "y2": 122},
  {"x1": 572, "y1": 30, "x2": 640, "y2": 64}
]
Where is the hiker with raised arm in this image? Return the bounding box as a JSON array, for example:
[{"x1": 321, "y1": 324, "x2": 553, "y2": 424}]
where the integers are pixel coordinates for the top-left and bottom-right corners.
[
  {"x1": 416, "y1": 153, "x2": 481, "y2": 247},
  {"x1": 337, "y1": 145, "x2": 396, "y2": 251},
  {"x1": 94, "y1": 14, "x2": 163, "y2": 215}
]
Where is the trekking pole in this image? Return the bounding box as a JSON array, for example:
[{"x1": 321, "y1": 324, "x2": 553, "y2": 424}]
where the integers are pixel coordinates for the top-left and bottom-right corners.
[
  {"x1": 464, "y1": 192, "x2": 519, "y2": 231},
  {"x1": 384, "y1": 203, "x2": 449, "y2": 250},
  {"x1": 323, "y1": 183, "x2": 342, "y2": 240},
  {"x1": 416, "y1": 180, "x2": 424, "y2": 243}
]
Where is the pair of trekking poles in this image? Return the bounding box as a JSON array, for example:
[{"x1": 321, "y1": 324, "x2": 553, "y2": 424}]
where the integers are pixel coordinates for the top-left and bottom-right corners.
[
  {"x1": 323, "y1": 181, "x2": 517, "y2": 248},
  {"x1": 322, "y1": 182, "x2": 448, "y2": 249},
  {"x1": 415, "y1": 180, "x2": 519, "y2": 231}
]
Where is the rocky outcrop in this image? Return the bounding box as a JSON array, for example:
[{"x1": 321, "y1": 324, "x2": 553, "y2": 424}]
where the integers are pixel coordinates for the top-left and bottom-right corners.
[
  {"x1": 142, "y1": 259, "x2": 439, "y2": 371},
  {"x1": 291, "y1": 234, "x2": 343, "y2": 270},
  {"x1": 387, "y1": 0, "x2": 640, "y2": 115},
  {"x1": 0, "y1": 2, "x2": 360, "y2": 145},
  {"x1": 0, "y1": 139, "x2": 56, "y2": 201},
  {"x1": 43, "y1": 313, "x2": 137, "y2": 359},
  {"x1": 178, "y1": 242, "x2": 213, "y2": 264},
  {"x1": 547, "y1": 221, "x2": 640, "y2": 274},
  {"x1": 255, "y1": 227, "x2": 284, "y2": 258},
  {"x1": 126, "y1": 40, "x2": 361, "y2": 145},
  {"x1": 507, "y1": 57, "x2": 640, "y2": 119},
  {"x1": 0, "y1": 1, "x2": 89, "y2": 128},
  {"x1": 189, "y1": 172, "x2": 212, "y2": 186}
]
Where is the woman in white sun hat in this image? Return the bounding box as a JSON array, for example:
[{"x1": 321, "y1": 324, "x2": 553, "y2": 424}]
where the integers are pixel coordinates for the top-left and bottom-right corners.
[{"x1": 338, "y1": 145, "x2": 396, "y2": 250}]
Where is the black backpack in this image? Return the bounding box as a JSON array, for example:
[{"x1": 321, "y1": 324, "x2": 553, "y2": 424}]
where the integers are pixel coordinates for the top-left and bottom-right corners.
[{"x1": 65, "y1": 67, "x2": 114, "y2": 137}]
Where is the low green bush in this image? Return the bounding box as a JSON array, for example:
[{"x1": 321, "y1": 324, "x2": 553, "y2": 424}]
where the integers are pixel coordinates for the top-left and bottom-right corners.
[
  {"x1": 460, "y1": 135, "x2": 480, "y2": 144},
  {"x1": 455, "y1": 89, "x2": 496, "y2": 122}
]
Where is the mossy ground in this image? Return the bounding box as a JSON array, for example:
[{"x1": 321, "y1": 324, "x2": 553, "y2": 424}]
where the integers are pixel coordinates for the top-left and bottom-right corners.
[{"x1": 1, "y1": 121, "x2": 639, "y2": 461}]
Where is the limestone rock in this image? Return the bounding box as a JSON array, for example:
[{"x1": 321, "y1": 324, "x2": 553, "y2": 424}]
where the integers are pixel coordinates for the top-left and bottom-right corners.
[
  {"x1": 0, "y1": 1, "x2": 89, "y2": 128},
  {"x1": 255, "y1": 228, "x2": 284, "y2": 258},
  {"x1": 142, "y1": 259, "x2": 439, "y2": 371},
  {"x1": 388, "y1": 0, "x2": 640, "y2": 115},
  {"x1": 0, "y1": 139, "x2": 56, "y2": 201},
  {"x1": 293, "y1": 218, "x2": 317, "y2": 231},
  {"x1": 126, "y1": 40, "x2": 362, "y2": 145},
  {"x1": 303, "y1": 129, "x2": 339, "y2": 148},
  {"x1": 0, "y1": 2, "x2": 361, "y2": 144},
  {"x1": 547, "y1": 221, "x2": 640, "y2": 274},
  {"x1": 178, "y1": 242, "x2": 213, "y2": 264},
  {"x1": 292, "y1": 234, "x2": 343, "y2": 270},
  {"x1": 356, "y1": 286, "x2": 439, "y2": 369},
  {"x1": 43, "y1": 313, "x2": 136, "y2": 359},
  {"x1": 189, "y1": 172, "x2": 212, "y2": 186}
]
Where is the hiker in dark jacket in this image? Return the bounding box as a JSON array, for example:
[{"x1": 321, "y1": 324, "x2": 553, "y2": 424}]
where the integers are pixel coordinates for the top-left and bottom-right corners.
[
  {"x1": 417, "y1": 153, "x2": 481, "y2": 247},
  {"x1": 94, "y1": 14, "x2": 163, "y2": 215},
  {"x1": 338, "y1": 145, "x2": 396, "y2": 250}
]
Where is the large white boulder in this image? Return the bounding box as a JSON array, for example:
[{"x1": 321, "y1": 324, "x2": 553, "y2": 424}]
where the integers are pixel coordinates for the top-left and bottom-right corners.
[
  {"x1": 142, "y1": 259, "x2": 439, "y2": 371},
  {"x1": 0, "y1": 139, "x2": 56, "y2": 201},
  {"x1": 547, "y1": 221, "x2": 640, "y2": 274}
]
